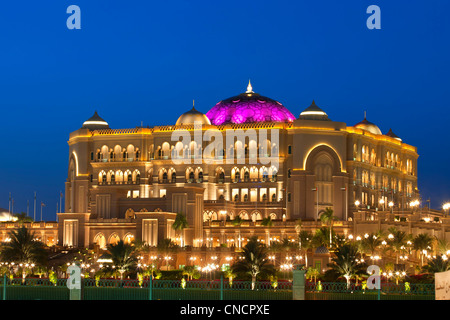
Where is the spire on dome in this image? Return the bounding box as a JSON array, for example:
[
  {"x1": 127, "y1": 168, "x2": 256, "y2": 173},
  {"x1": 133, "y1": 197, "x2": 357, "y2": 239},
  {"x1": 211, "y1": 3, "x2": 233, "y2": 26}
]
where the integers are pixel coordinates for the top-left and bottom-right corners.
[{"x1": 246, "y1": 79, "x2": 254, "y2": 93}]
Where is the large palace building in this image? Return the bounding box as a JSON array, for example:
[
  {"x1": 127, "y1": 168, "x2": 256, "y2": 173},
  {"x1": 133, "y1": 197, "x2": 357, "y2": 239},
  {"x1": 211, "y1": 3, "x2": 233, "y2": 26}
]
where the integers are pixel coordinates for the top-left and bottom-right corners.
[{"x1": 58, "y1": 82, "x2": 420, "y2": 250}]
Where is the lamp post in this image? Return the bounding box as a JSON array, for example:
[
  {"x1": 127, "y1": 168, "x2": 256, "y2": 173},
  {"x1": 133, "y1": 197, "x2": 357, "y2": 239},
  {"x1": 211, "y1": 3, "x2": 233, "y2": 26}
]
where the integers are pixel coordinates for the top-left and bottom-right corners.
[
  {"x1": 340, "y1": 187, "x2": 348, "y2": 221},
  {"x1": 379, "y1": 198, "x2": 385, "y2": 211},
  {"x1": 443, "y1": 203, "x2": 450, "y2": 216},
  {"x1": 355, "y1": 200, "x2": 360, "y2": 212},
  {"x1": 388, "y1": 201, "x2": 394, "y2": 215},
  {"x1": 312, "y1": 187, "x2": 319, "y2": 221}
]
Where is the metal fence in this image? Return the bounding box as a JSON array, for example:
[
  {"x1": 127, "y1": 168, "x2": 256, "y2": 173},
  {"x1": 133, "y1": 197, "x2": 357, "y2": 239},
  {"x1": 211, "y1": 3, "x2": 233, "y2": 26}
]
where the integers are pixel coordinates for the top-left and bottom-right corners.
[
  {"x1": 0, "y1": 276, "x2": 435, "y2": 300},
  {"x1": 0, "y1": 276, "x2": 292, "y2": 300},
  {"x1": 305, "y1": 282, "x2": 435, "y2": 300}
]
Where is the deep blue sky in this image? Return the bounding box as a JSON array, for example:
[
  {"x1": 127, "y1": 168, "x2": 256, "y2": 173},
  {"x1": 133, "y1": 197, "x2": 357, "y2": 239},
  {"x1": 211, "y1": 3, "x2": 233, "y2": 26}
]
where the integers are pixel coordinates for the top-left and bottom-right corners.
[{"x1": 0, "y1": 0, "x2": 449, "y2": 220}]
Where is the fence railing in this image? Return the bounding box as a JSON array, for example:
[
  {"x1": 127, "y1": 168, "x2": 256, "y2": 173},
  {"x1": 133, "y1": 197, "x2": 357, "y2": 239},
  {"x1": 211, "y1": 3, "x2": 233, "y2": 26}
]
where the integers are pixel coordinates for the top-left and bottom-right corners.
[
  {"x1": 305, "y1": 281, "x2": 435, "y2": 300},
  {"x1": 0, "y1": 277, "x2": 435, "y2": 300},
  {"x1": 0, "y1": 276, "x2": 292, "y2": 300}
]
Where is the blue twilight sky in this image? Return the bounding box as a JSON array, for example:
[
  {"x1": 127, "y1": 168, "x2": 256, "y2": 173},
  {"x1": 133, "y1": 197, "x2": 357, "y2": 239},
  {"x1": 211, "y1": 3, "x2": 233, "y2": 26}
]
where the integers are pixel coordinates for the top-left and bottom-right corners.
[{"x1": 0, "y1": 0, "x2": 449, "y2": 220}]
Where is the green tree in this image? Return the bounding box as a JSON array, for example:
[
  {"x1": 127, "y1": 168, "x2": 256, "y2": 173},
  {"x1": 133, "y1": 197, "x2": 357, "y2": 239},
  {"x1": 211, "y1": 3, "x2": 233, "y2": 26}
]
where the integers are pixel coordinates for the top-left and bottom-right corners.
[
  {"x1": 328, "y1": 244, "x2": 367, "y2": 288},
  {"x1": 422, "y1": 255, "x2": 450, "y2": 274},
  {"x1": 413, "y1": 233, "x2": 433, "y2": 266},
  {"x1": 105, "y1": 240, "x2": 137, "y2": 280},
  {"x1": 260, "y1": 217, "x2": 273, "y2": 245},
  {"x1": 320, "y1": 208, "x2": 337, "y2": 246},
  {"x1": 306, "y1": 267, "x2": 319, "y2": 283},
  {"x1": 232, "y1": 216, "x2": 243, "y2": 248},
  {"x1": 361, "y1": 232, "x2": 382, "y2": 258},
  {"x1": 232, "y1": 238, "x2": 275, "y2": 290},
  {"x1": 182, "y1": 265, "x2": 200, "y2": 280},
  {"x1": 13, "y1": 212, "x2": 33, "y2": 224},
  {"x1": 172, "y1": 213, "x2": 189, "y2": 247},
  {"x1": 0, "y1": 227, "x2": 47, "y2": 282},
  {"x1": 435, "y1": 238, "x2": 450, "y2": 256},
  {"x1": 312, "y1": 227, "x2": 334, "y2": 249},
  {"x1": 298, "y1": 231, "x2": 313, "y2": 267},
  {"x1": 387, "y1": 227, "x2": 411, "y2": 264}
]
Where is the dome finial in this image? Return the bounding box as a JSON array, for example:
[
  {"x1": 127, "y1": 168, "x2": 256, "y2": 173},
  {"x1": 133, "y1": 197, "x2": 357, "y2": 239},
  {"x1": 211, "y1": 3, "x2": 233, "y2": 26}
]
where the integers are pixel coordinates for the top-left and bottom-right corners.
[
  {"x1": 364, "y1": 110, "x2": 367, "y2": 120},
  {"x1": 192, "y1": 99, "x2": 195, "y2": 110},
  {"x1": 246, "y1": 79, "x2": 254, "y2": 93}
]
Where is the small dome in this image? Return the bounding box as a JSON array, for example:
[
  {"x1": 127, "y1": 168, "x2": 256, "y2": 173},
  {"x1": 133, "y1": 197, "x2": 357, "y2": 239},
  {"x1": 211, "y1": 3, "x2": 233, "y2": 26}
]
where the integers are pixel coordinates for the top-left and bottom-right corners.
[
  {"x1": 176, "y1": 105, "x2": 211, "y2": 125},
  {"x1": 354, "y1": 115, "x2": 382, "y2": 135},
  {"x1": 386, "y1": 128, "x2": 402, "y2": 142},
  {"x1": 206, "y1": 81, "x2": 295, "y2": 125},
  {"x1": 82, "y1": 111, "x2": 110, "y2": 130},
  {"x1": 315, "y1": 246, "x2": 330, "y2": 254},
  {"x1": 299, "y1": 101, "x2": 330, "y2": 121}
]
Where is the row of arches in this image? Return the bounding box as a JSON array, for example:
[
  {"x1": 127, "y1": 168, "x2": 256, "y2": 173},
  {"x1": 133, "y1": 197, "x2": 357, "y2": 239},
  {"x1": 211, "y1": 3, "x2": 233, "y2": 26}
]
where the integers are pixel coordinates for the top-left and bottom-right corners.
[
  {"x1": 152, "y1": 166, "x2": 280, "y2": 184},
  {"x1": 98, "y1": 169, "x2": 140, "y2": 185},
  {"x1": 94, "y1": 144, "x2": 141, "y2": 162},
  {"x1": 93, "y1": 232, "x2": 135, "y2": 250},
  {"x1": 155, "y1": 139, "x2": 278, "y2": 159},
  {"x1": 230, "y1": 166, "x2": 278, "y2": 182},
  {"x1": 203, "y1": 210, "x2": 277, "y2": 222}
]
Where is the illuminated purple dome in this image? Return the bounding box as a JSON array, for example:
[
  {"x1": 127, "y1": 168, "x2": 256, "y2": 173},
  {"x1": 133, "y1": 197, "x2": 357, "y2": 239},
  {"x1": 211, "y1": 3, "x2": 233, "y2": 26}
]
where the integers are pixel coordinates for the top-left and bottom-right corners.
[{"x1": 206, "y1": 82, "x2": 295, "y2": 125}]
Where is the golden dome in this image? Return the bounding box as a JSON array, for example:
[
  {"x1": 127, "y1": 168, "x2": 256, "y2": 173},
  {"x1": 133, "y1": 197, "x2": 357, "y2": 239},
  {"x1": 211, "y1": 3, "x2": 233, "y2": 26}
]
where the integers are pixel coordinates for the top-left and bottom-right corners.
[
  {"x1": 354, "y1": 115, "x2": 381, "y2": 135},
  {"x1": 176, "y1": 105, "x2": 211, "y2": 126}
]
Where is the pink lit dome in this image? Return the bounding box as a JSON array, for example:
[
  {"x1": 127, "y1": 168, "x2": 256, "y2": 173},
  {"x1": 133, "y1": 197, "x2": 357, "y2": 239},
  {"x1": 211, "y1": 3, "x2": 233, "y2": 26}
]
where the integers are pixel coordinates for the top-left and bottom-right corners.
[{"x1": 206, "y1": 81, "x2": 296, "y2": 125}]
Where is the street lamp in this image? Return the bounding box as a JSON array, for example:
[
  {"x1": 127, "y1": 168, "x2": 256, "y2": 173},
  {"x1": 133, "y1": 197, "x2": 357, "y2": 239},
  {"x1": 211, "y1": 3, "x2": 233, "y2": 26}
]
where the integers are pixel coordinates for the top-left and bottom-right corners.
[
  {"x1": 443, "y1": 203, "x2": 450, "y2": 215},
  {"x1": 388, "y1": 201, "x2": 394, "y2": 215},
  {"x1": 379, "y1": 198, "x2": 385, "y2": 211},
  {"x1": 354, "y1": 200, "x2": 360, "y2": 213}
]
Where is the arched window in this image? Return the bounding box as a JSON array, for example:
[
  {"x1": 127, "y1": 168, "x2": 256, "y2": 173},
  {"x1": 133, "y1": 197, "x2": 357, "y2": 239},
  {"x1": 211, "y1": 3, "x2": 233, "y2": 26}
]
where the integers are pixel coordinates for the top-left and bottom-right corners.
[
  {"x1": 271, "y1": 194, "x2": 276, "y2": 202},
  {"x1": 189, "y1": 171, "x2": 194, "y2": 182},
  {"x1": 243, "y1": 194, "x2": 248, "y2": 202},
  {"x1": 171, "y1": 172, "x2": 176, "y2": 183},
  {"x1": 244, "y1": 171, "x2": 250, "y2": 182},
  {"x1": 162, "y1": 172, "x2": 168, "y2": 183},
  {"x1": 219, "y1": 171, "x2": 225, "y2": 183},
  {"x1": 234, "y1": 194, "x2": 239, "y2": 202},
  {"x1": 262, "y1": 194, "x2": 267, "y2": 201},
  {"x1": 198, "y1": 171, "x2": 203, "y2": 183}
]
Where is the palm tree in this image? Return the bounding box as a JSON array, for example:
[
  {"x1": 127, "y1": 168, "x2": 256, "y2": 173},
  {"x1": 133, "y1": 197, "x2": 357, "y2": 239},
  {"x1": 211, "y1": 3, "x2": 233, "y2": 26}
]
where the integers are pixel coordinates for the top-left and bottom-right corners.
[
  {"x1": 361, "y1": 232, "x2": 382, "y2": 259},
  {"x1": 328, "y1": 244, "x2": 366, "y2": 289},
  {"x1": 294, "y1": 219, "x2": 302, "y2": 238},
  {"x1": 260, "y1": 217, "x2": 273, "y2": 245},
  {"x1": 0, "y1": 227, "x2": 47, "y2": 282},
  {"x1": 182, "y1": 265, "x2": 200, "y2": 281},
  {"x1": 422, "y1": 255, "x2": 450, "y2": 274},
  {"x1": 435, "y1": 238, "x2": 450, "y2": 256},
  {"x1": 312, "y1": 227, "x2": 333, "y2": 249},
  {"x1": 172, "y1": 213, "x2": 189, "y2": 247},
  {"x1": 320, "y1": 208, "x2": 337, "y2": 246},
  {"x1": 232, "y1": 216, "x2": 243, "y2": 248},
  {"x1": 13, "y1": 212, "x2": 33, "y2": 224},
  {"x1": 413, "y1": 233, "x2": 433, "y2": 266},
  {"x1": 306, "y1": 267, "x2": 320, "y2": 283},
  {"x1": 157, "y1": 238, "x2": 178, "y2": 268},
  {"x1": 232, "y1": 238, "x2": 275, "y2": 290},
  {"x1": 298, "y1": 231, "x2": 313, "y2": 267},
  {"x1": 387, "y1": 227, "x2": 411, "y2": 264},
  {"x1": 105, "y1": 240, "x2": 137, "y2": 280}
]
